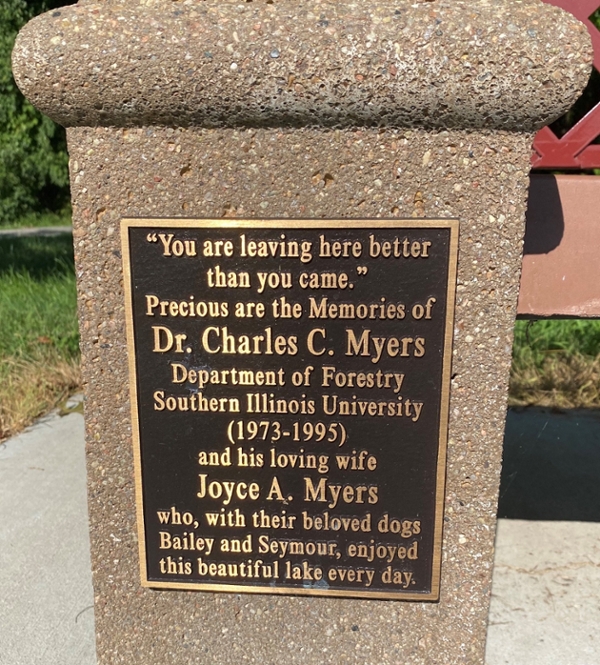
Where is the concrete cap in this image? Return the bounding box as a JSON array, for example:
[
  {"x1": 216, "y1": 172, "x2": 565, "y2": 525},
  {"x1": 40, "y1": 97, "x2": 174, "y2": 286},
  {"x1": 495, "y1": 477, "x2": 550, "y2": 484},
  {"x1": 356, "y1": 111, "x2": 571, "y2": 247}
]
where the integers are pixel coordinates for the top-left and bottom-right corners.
[{"x1": 13, "y1": 0, "x2": 592, "y2": 131}]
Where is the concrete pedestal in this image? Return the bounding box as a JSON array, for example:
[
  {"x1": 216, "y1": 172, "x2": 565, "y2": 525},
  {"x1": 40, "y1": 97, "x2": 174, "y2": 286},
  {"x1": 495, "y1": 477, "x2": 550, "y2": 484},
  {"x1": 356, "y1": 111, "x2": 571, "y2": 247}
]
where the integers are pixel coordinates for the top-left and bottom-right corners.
[{"x1": 13, "y1": 2, "x2": 591, "y2": 663}]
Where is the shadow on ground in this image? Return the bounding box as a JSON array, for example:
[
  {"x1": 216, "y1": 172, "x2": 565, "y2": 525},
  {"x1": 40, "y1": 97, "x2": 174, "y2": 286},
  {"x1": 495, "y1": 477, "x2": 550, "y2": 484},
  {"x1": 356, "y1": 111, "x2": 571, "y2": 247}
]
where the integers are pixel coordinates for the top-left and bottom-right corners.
[
  {"x1": 498, "y1": 407, "x2": 600, "y2": 521},
  {"x1": 0, "y1": 235, "x2": 74, "y2": 278}
]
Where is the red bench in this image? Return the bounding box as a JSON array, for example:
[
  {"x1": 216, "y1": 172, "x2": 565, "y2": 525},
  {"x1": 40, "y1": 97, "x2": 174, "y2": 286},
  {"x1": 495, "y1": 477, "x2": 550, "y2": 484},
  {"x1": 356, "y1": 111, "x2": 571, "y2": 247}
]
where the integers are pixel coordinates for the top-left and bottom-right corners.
[{"x1": 521, "y1": 0, "x2": 600, "y2": 316}]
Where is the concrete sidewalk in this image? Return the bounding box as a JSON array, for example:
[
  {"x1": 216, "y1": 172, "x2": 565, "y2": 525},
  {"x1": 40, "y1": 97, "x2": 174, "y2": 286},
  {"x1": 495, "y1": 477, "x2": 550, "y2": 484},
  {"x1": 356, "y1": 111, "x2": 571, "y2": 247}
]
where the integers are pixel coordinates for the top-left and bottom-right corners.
[
  {"x1": 1, "y1": 403, "x2": 599, "y2": 665},
  {"x1": 0, "y1": 396, "x2": 95, "y2": 665}
]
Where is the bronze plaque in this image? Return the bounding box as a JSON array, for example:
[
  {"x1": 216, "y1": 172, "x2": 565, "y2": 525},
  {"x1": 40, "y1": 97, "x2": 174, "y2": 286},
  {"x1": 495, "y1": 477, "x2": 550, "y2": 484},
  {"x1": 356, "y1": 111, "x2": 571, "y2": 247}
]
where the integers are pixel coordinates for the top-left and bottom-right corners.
[{"x1": 122, "y1": 219, "x2": 458, "y2": 600}]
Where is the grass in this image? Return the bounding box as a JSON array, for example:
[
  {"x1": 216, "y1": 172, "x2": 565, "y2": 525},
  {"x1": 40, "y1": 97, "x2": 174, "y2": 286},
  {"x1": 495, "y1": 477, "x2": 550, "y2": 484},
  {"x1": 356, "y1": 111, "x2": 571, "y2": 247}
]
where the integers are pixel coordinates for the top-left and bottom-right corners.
[
  {"x1": 510, "y1": 319, "x2": 600, "y2": 408},
  {"x1": 1, "y1": 226, "x2": 600, "y2": 440},
  {"x1": 0, "y1": 234, "x2": 80, "y2": 441},
  {"x1": 0, "y1": 208, "x2": 72, "y2": 230}
]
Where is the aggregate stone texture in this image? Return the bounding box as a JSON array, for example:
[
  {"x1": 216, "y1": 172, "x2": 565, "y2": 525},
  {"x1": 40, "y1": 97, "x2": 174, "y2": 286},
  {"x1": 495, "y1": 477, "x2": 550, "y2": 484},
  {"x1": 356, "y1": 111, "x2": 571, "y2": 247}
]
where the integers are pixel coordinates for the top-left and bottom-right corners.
[
  {"x1": 68, "y1": 124, "x2": 532, "y2": 664},
  {"x1": 15, "y1": 0, "x2": 592, "y2": 663},
  {"x1": 13, "y1": 0, "x2": 592, "y2": 132}
]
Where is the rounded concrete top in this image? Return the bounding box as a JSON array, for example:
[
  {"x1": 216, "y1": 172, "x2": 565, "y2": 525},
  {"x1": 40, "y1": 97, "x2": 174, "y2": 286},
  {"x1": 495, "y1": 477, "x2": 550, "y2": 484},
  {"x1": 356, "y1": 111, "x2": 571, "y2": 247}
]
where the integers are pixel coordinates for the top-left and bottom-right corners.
[{"x1": 13, "y1": 0, "x2": 592, "y2": 131}]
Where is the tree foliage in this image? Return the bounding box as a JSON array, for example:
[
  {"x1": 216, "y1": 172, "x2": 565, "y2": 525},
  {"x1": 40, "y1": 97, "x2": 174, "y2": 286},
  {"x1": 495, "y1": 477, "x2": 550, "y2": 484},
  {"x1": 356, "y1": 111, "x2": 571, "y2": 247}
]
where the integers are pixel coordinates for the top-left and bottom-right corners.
[
  {"x1": 0, "y1": 0, "x2": 72, "y2": 225},
  {"x1": 2, "y1": 2, "x2": 600, "y2": 224}
]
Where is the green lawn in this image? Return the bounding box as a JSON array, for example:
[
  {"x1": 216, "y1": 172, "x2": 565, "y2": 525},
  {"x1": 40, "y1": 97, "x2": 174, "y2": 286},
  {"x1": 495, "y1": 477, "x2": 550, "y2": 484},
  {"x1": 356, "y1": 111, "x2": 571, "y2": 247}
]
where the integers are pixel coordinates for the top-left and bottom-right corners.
[
  {"x1": 1, "y1": 229, "x2": 599, "y2": 438},
  {"x1": 0, "y1": 234, "x2": 78, "y2": 356},
  {"x1": 0, "y1": 209, "x2": 71, "y2": 230},
  {"x1": 0, "y1": 234, "x2": 80, "y2": 439},
  {"x1": 510, "y1": 319, "x2": 600, "y2": 408},
  {"x1": 514, "y1": 319, "x2": 600, "y2": 362}
]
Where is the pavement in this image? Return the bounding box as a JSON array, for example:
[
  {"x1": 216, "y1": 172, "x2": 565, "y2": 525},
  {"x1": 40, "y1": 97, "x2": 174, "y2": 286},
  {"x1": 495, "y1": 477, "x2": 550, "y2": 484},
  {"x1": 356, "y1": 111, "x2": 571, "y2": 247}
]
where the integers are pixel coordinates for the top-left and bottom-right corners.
[
  {"x1": 1, "y1": 401, "x2": 599, "y2": 665},
  {"x1": 0, "y1": 226, "x2": 72, "y2": 238}
]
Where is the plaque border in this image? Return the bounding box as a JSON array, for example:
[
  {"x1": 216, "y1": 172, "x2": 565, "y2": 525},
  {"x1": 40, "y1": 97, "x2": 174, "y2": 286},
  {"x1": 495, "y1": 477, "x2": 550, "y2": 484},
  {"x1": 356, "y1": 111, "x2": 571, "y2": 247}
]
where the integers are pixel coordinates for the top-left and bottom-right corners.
[{"x1": 121, "y1": 218, "x2": 459, "y2": 601}]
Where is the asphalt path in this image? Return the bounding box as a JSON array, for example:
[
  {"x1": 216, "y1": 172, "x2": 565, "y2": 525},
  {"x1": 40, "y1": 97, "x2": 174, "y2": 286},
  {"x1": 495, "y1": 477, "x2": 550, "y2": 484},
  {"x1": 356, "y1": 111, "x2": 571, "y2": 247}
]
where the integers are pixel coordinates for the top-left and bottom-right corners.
[{"x1": 0, "y1": 226, "x2": 72, "y2": 238}]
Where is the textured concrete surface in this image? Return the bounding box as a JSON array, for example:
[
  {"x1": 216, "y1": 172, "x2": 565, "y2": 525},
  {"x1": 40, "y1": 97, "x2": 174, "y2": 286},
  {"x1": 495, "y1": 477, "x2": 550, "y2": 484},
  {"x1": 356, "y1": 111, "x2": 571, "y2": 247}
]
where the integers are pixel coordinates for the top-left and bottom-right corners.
[
  {"x1": 486, "y1": 407, "x2": 600, "y2": 665},
  {"x1": 0, "y1": 396, "x2": 96, "y2": 665},
  {"x1": 12, "y1": 1, "x2": 593, "y2": 664},
  {"x1": 2, "y1": 406, "x2": 600, "y2": 665},
  {"x1": 486, "y1": 519, "x2": 600, "y2": 665},
  {"x1": 12, "y1": 1, "x2": 591, "y2": 131},
  {"x1": 68, "y1": 124, "x2": 535, "y2": 665}
]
